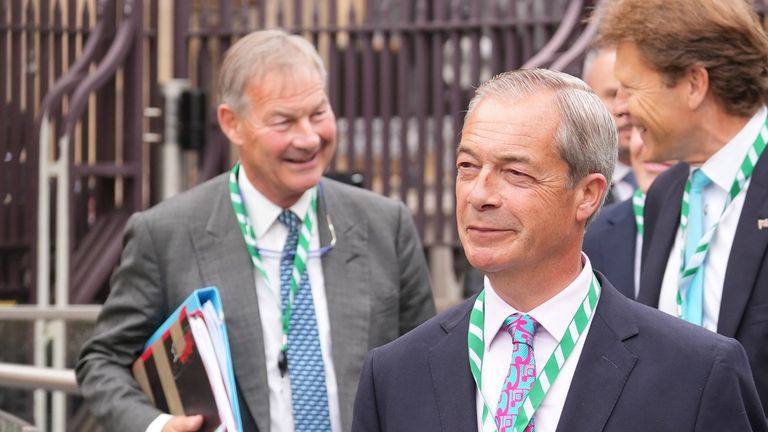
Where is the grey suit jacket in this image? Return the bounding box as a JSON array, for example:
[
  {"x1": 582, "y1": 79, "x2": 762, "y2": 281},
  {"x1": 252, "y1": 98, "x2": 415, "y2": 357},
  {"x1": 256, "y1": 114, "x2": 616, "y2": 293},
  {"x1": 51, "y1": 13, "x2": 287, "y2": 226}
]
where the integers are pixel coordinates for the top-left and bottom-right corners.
[
  {"x1": 76, "y1": 173, "x2": 436, "y2": 432},
  {"x1": 353, "y1": 272, "x2": 767, "y2": 432}
]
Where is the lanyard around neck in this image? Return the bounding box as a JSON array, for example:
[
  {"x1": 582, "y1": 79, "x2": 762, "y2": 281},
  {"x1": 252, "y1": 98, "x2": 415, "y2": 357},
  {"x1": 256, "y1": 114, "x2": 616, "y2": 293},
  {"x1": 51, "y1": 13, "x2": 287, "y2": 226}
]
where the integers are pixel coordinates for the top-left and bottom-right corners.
[
  {"x1": 228, "y1": 162, "x2": 317, "y2": 353},
  {"x1": 675, "y1": 119, "x2": 768, "y2": 317},
  {"x1": 468, "y1": 274, "x2": 601, "y2": 432},
  {"x1": 632, "y1": 189, "x2": 646, "y2": 236}
]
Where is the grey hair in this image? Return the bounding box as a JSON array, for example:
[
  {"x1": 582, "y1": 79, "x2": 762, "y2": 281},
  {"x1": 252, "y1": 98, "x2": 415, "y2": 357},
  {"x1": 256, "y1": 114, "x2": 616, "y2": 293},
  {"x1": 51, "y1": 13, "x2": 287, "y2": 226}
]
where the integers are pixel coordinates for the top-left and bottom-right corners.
[
  {"x1": 581, "y1": 45, "x2": 608, "y2": 79},
  {"x1": 464, "y1": 68, "x2": 618, "y2": 223},
  {"x1": 217, "y1": 29, "x2": 327, "y2": 115}
]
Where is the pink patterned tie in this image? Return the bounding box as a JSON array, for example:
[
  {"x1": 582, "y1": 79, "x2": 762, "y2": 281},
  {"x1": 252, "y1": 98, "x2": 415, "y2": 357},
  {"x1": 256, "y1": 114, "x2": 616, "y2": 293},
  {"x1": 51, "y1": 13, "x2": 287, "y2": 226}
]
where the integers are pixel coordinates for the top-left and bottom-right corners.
[{"x1": 495, "y1": 314, "x2": 539, "y2": 432}]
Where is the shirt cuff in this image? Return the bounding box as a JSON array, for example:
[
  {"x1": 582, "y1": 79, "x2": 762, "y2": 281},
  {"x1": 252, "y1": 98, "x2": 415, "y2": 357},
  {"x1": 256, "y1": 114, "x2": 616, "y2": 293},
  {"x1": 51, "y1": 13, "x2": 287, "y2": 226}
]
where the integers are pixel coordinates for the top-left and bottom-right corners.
[{"x1": 146, "y1": 414, "x2": 172, "y2": 432}]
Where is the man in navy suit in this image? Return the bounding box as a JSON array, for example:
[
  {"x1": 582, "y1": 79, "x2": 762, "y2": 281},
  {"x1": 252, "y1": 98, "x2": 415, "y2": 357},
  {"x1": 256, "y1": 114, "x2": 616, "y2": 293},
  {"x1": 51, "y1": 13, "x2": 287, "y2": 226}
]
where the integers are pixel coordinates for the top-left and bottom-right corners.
[
  {"x1": 584, "y1": 127, "x2": 673, "y2": 298},
  {"x1": 599, "y1": 0, "x2": 768, "y2": 414},
  {"x1": 582, "y1": 47, "x2": 636, "y2": 205},
  {"x1": 351, "y1": 69, "x2": 767, "y2": 431}
]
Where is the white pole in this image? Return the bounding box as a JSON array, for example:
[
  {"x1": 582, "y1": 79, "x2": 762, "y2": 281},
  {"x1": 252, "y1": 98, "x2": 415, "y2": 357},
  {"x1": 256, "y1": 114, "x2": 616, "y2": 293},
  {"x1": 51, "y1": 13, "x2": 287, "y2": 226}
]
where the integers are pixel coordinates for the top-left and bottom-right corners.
[
  {"x1": 161, "y1": 79, "x2": 189, "y2": 200},
  {"x1": 34, "y1": 115, "x2": 52, "y2": 431},
  {"x1": 50, "y1": 134, "x2": 71, "y2": 432}
]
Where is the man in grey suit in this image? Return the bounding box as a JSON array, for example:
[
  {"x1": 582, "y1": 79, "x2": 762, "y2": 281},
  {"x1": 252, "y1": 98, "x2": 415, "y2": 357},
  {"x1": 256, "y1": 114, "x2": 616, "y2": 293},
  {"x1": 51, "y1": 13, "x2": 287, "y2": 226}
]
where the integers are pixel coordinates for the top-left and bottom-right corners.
[
  {"x1": 76, "y1": 30, "x2": 435, "y2": 432},
  {"x1": 352, "y1": 69, "x2": 766, "y2": 431}
]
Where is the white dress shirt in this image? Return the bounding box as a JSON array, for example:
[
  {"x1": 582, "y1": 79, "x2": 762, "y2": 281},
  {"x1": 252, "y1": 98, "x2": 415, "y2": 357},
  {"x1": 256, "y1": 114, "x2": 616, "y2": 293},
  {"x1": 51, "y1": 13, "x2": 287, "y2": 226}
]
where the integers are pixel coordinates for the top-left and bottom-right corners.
[
  {"x1": 633, "y1": 232, "x2": 642, "y2": 298},
  {"x1": 476, "y1": 255, "x2": 598, "y2": 432},
  {"x1": 612, "y1": 162, "x2": 635, "y2": 202},
  {"x1": 147, "y1": 175, "x2": 342, "y2": 432},
  {"x1": 658, "y1": 106, "x2": 767, "y2": 331}
]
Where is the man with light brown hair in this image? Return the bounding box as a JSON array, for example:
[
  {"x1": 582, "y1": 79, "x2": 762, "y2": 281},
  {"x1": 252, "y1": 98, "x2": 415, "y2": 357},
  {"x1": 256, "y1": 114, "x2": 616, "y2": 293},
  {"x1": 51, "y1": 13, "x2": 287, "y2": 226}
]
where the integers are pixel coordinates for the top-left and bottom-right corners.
[{"x1": 598, "y1": 0, "x2": 768, "y2": 415}]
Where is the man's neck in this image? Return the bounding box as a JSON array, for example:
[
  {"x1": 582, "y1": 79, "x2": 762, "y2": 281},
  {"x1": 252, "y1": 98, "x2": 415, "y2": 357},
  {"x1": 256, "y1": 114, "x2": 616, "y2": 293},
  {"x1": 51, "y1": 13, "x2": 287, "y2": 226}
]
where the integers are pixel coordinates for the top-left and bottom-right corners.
[
  {"x1": 684, "y1": 106, "x2": 755, "y2": 166},
  {"x1": 486, "y1": 253, "x2": 583, "y2": 312}
]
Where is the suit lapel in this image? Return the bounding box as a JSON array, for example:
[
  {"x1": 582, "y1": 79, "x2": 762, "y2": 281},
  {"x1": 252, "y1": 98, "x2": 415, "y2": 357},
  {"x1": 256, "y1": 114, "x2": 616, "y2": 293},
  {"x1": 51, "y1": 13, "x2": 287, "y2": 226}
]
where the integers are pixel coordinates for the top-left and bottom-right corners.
[
  {"x1": 719, "y1": 151, "x2": 768, "y2": 336},
  {"x1": 603, "y1": 201, "x2": 637, "y2": 298},
  {"x1": 192, "y1": 176, "x2": 271, "y2": 432},
  {"x1": 319, "y1": 181, "x2": 371, "y2": 430},
  {"x1": 556, "y1": 277, "x2": 638, "y2": 432},
  {"x1": 428, "y1": 299, "x2": 479, "y2": 432},
  {"x1": 638, "y1": 166, "x2": 687, "y2": 307}
]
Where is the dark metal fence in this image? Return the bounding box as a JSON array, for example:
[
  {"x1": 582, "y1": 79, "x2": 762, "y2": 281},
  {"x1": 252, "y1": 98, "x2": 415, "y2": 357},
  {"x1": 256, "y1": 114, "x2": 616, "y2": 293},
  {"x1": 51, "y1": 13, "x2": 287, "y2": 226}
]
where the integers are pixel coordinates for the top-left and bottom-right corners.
[
  {"x1": 2, "y1": 0, "x2": 596, "y2": 307},
  {"x1": 2, "y1": 0, "x2": 598, "y2": 428},
  {"x1": 175, "y1": 0, "x2": 596, "y2": 246}
]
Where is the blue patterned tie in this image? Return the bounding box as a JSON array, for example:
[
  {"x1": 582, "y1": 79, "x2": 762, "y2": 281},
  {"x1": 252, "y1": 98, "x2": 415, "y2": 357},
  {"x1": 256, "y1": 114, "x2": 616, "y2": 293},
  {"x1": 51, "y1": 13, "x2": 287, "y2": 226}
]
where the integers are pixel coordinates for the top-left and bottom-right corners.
[
  {"x1": 278, "y1": 210, "x2": 332, "y2": 431},
  {"x1": 683, "y1": 169, "x2": 711, "y2": 326},
  {"x1": 495, "y1": 314, "x2": 539, "y2": 432}
]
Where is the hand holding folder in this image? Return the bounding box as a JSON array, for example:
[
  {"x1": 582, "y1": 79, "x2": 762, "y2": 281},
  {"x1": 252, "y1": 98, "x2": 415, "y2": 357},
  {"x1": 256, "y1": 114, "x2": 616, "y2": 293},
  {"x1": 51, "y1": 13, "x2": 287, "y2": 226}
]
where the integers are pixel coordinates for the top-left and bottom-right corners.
[{"x1": 131, "y1": 287, "x2": 243, "y2": 432}]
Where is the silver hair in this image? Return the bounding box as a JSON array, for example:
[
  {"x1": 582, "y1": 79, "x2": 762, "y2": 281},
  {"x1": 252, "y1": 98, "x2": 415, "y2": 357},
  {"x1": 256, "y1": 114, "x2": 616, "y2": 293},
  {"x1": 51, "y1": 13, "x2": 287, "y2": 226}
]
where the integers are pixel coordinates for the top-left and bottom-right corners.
[
  {"x1": 464, "y1": 68, "x2": 618, "y2": 223},
  {"x1": 581, "y1": 46, "x2": 607, "y2": 80},
  {"x1": 217, "y1": 29, "x2": 327, "y2": 115}
]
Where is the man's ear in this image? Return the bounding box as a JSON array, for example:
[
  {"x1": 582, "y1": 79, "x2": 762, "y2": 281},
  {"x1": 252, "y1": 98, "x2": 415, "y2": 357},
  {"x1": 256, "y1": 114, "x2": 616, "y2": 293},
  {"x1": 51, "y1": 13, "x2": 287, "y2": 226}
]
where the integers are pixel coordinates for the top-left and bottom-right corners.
[
  {"x1": 575, "y1": 173, "x2": 608, "y2": 224},
  {"x1": 218, "y1": 104, "x2": 245, "y2": 147},
  {"x1": 686, "y1": 65, "x2": 709, "y2": 110}
]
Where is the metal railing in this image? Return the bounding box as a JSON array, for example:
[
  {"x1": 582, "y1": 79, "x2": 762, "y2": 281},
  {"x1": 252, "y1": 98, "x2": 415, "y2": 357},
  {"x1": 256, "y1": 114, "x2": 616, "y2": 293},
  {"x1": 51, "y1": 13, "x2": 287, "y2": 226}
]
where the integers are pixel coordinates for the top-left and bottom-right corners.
[
  {"x1": 0, "y1": 304, "x2": 101, "y2": 431},
  {"x1": 0, "y1": 410, "x2": 37, "y2": 432}
]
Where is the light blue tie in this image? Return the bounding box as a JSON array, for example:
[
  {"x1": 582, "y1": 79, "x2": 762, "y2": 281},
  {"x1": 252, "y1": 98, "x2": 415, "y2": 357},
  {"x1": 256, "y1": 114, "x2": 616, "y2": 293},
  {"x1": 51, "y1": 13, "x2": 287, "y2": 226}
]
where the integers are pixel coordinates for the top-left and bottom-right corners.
[
  {"x1": 683, "y1": 169, "x2": 711, "y2": 326},
  {"x1": 279, "y1": 210, "x2": 332, "y2": 431}
]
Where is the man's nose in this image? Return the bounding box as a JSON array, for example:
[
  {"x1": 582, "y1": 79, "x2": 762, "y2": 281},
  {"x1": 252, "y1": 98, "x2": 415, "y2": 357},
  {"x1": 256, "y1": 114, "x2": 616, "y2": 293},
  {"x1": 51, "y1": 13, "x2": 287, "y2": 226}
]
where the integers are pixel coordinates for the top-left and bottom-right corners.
[
  {"x1": 293, "y1": 117, "x2": 321, "y2": 148},
  {"x1": 466, "y1": 169, "x2": 502, "y2": 210},
  {"x1": 614, "y1": 85, "x2": 630, "y2": 119}
]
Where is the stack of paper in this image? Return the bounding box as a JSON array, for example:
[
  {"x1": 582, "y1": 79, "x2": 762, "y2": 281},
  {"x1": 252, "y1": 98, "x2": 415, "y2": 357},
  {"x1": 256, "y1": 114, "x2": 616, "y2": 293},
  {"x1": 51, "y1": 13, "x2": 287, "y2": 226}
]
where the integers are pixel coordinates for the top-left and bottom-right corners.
[{"x1": 132, "y1": 288, "x2": 242, "y2": 432}]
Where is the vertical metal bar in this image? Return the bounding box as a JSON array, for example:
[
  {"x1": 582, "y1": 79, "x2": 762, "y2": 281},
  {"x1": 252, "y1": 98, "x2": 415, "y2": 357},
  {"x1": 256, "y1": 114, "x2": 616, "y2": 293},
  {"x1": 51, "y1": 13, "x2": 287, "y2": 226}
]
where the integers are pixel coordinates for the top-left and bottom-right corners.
[
  {"x1": 8, "y1": 0, "x2": 22, "y2": 252},
  {"x1": 343, "y1": 3, "x2": 356, "y2": 172},
  {"x1": 413, "y1": 0, "x2": 427, "y2": 237},
  {"x1": 490, "y1": 0, "x2": 503, "y2": 75},
  {"x1": 505, "y1": 0, "x2": 517, "y2": 70},
  {"x1": 449, "y1": 0, "x2": 463, "y2": 186},
  {"x1": 294, "y1": 0, "x2": 301, "y2": 32},
  {"x1": 174, "y1": 0, "x2": 190, "y2": 78},
  {"x1": 522, "y1": 0, "x2": 533, "y2": 61},
  {"x1": 0, "y1": 0, "x2": 8, "y2": 248},
  {"x1": 124, "y1": 0, "x2": 144, "y2": 217},
  {"x1": 361, "y1": 7, "x2": 374, "y2": 189},
  {"x1": 468, "y1": 0, "x2": 481, "y2": 88},
  {"x1": 396, "y1": 0, "x2": 410, "y2": 202},
  {"x1": 328, "y1": 0, "x2": 339, "y2": 172},
  {"x1": 378, "y1": 5, "x2": 392, "y2": 197},
  {"x1": 432, "y1": 0, "x2": 446, "y2": 245},
  {"x1": 197, "y1": 3, "x2": 212, "y2": 92},
  {"x1": 257, "y1": 0, "x2": 266, "y2": 29}
]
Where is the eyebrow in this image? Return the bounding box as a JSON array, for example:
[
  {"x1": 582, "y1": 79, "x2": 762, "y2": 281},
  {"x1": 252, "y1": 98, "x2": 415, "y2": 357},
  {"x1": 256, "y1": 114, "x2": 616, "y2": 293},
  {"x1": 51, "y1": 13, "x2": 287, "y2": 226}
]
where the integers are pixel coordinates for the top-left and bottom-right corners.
[
  {"x1": 269, "y1": 99, "x2": 329, "y2": 119},
  {"x1": 457, "y1": 144, "x2": 532, "y2": 165}
]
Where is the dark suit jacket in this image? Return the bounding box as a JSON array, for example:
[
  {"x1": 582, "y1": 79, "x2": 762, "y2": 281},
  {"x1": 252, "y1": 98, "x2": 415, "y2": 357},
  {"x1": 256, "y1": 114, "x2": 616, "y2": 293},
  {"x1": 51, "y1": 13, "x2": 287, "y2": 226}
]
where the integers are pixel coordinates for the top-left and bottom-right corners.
[
  {"x1": 352, "y1": 273, "x2": 767, "y2": 432},
  {"x1": 583, "y1": 199, "x2": 637, "y2": 298},
  {"x1": 76, "y1": 173, "x2": 436, "y2": 432},
  {"x1": 640, "y1": 154, "x2": 768, "y2": 414}
]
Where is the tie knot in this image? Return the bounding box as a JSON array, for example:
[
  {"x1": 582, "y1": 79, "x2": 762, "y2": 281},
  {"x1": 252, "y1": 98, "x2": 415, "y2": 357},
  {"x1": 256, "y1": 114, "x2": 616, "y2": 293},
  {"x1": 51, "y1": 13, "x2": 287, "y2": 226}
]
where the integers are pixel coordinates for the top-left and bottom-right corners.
[
  {"x1": 690, "y1": 169, "x2": 711, "y2": 192},
  {"x1": 278, "y1": 209, "x2": 300, "y2": 232},
  {"x1": 501, "y1": 314, "x2": 538, "y2": 346}
]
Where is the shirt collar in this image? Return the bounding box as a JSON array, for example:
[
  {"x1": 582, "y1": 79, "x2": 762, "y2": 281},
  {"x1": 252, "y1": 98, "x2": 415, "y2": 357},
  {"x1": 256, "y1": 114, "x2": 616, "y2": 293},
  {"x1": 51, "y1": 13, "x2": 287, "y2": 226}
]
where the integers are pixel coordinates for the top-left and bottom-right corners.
[
  {"x1": 698, "y1": 106, "x2": 767, "y2": 192},
  {"x1": 483, "y1": 254, "x2": 595, "y2": 350},
  {"x1": 612, "y1": 161, "x2": 631, "y2": 182},
  {"x1": 237, "y1": 169, "x2": 316, "y2": 239}
]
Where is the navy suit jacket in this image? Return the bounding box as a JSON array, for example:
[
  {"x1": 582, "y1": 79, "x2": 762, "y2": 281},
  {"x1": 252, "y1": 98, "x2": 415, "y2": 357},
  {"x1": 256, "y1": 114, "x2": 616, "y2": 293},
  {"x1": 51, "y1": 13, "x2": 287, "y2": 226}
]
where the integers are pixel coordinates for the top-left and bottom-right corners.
[
  {"x1": 583, "y1": 199, "x2": 637, "y2": 299},
  {"x1": 352, "y1": 273, "x2": 767, "y2": 432},
  {"x1": 640, "y1": 153, "x2": 768, "y2": 415}
]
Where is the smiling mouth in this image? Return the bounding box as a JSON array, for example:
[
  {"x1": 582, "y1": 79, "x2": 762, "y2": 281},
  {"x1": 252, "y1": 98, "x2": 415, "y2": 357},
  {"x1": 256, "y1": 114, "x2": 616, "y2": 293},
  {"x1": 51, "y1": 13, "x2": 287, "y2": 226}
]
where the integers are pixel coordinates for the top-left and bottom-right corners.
[{"x1": 284, "y1": 152, "x2": 318, "y2": 164}]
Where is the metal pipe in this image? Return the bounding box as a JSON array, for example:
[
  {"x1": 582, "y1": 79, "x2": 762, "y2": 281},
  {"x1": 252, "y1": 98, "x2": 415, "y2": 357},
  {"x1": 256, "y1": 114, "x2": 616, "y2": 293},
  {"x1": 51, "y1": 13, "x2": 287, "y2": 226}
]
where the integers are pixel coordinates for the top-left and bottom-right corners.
[
  {"x1": 0, "y1": 305, "x2": 101, "y2": 321},
  {"x1": 0, "y1": 363, "x2": 78, "y2": 393}
]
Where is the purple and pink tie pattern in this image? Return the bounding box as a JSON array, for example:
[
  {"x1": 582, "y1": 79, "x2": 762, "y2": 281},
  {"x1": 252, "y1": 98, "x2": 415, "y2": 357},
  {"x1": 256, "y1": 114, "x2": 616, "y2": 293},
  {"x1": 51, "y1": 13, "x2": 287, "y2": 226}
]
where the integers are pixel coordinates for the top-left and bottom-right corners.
[{"x1": 495, "y1": 314, "x2": 539, "y2": 432}]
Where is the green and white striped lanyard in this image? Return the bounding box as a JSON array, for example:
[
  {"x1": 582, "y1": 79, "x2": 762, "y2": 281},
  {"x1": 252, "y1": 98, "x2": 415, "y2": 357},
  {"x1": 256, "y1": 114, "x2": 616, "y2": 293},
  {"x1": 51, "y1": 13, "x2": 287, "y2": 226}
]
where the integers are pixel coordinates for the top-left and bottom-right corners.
[
  {"x1": 468, "y1": 274, "x2": 601, "y2": 432},
  {"x1": 632, "y1": 189, "x2": 646, "y2": 236},
  {"x1": 675, "y1": 119, "x2": 768, "y2": 317},
  {"x1": 228, "y1": 162, "x2": 318, "y2": 369}
]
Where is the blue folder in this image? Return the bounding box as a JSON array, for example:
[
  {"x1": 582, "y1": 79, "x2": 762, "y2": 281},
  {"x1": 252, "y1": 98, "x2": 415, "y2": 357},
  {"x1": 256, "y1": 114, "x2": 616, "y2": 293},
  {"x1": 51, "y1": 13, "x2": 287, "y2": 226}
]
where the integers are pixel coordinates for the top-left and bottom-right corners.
[{"x1": 143, "y1": 287, "x2": 243, "y2": 431}]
